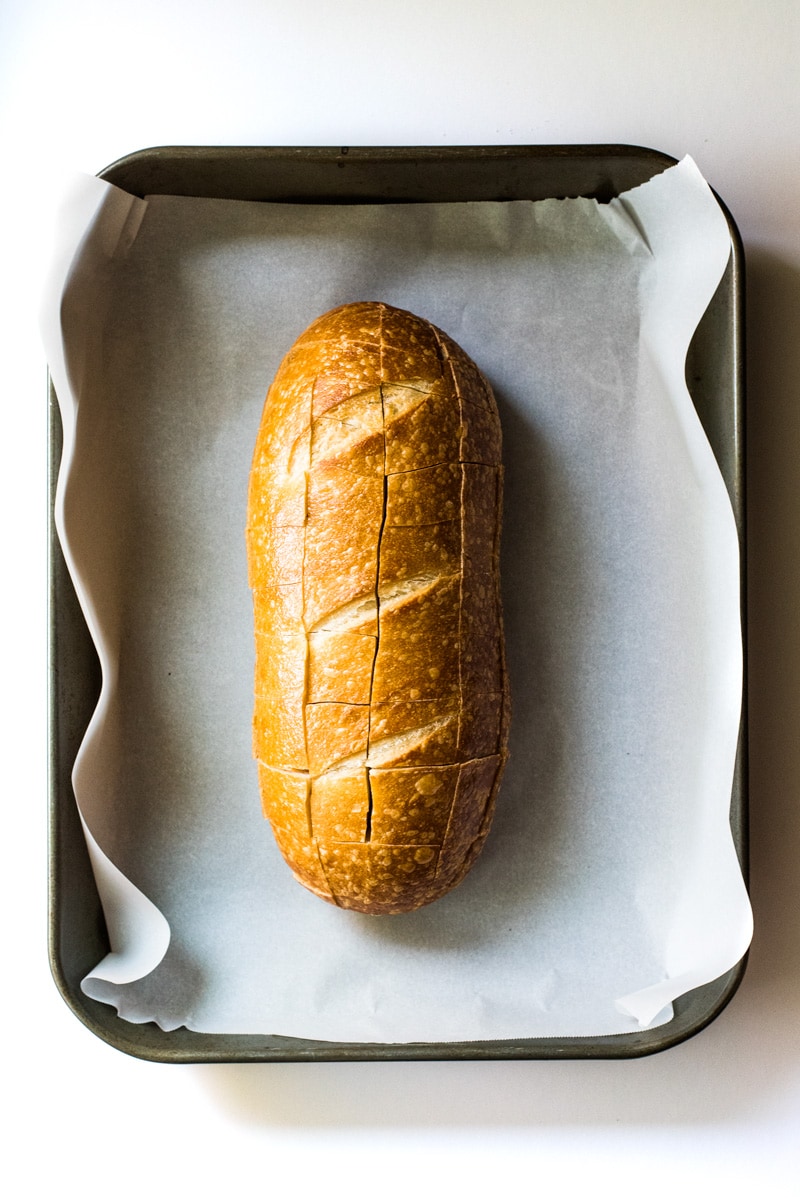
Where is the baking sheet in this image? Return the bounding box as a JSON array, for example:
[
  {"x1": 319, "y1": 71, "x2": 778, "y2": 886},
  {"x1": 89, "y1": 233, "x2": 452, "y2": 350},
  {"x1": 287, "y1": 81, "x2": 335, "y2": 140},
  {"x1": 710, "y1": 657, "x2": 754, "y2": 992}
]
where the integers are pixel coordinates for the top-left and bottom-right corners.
[{"x1": 43, "y1": 156, "x2": 752, "y2": 1042}]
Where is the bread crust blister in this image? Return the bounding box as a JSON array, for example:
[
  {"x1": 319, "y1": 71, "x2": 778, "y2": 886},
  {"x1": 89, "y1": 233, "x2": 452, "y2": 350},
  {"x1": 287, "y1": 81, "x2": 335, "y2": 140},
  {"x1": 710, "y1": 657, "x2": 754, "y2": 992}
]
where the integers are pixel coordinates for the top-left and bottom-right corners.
[{"x1": 247, "y1": 302, "x2": 509, "y2": 914}]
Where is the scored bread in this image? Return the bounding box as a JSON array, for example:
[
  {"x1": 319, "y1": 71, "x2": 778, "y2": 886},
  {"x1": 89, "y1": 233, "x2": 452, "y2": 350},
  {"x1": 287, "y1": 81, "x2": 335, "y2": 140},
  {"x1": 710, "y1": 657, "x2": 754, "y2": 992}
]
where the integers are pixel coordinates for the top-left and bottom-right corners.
[{"x1": 246, "y1": 301, "x2": 509, "y2": 914}]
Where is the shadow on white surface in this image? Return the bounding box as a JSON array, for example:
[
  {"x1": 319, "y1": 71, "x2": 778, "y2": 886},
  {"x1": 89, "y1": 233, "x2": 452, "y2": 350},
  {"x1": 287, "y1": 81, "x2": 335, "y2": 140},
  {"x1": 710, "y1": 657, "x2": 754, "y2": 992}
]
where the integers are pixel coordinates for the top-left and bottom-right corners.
[{"x1": 190, "y1": 249, "x2": 800, "y2": 1127}]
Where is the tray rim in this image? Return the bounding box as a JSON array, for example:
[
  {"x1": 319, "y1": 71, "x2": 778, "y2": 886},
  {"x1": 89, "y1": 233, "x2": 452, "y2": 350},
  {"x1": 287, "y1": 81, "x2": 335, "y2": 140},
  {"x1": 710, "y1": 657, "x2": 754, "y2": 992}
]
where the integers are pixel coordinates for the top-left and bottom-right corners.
[{"x1": 48, "y1": 142, "x2": 748, "y2": 1064}]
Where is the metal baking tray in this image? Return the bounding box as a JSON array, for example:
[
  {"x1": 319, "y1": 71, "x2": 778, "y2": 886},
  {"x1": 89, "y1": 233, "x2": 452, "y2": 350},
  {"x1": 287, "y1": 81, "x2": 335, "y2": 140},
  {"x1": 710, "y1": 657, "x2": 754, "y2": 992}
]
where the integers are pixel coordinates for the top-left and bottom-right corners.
[{"x1": 48, "y1": 144, "x2": 747, "y2": 1062}]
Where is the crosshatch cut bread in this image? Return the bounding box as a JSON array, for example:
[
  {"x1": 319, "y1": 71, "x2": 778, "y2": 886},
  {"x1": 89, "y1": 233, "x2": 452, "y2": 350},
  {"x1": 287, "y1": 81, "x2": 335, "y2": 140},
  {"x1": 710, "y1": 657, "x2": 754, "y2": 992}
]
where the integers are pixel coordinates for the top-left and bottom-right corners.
[{"x1": 246, "y1": 301, "x2": 509, "y2": 914}]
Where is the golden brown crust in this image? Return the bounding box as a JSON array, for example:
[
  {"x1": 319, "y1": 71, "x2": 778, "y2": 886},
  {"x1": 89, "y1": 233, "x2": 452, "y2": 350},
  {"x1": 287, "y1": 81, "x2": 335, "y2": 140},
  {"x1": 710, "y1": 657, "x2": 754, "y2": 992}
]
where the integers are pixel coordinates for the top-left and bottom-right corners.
[{"x1": 247, "y1": 302, "x2": 508, "y2": 914}]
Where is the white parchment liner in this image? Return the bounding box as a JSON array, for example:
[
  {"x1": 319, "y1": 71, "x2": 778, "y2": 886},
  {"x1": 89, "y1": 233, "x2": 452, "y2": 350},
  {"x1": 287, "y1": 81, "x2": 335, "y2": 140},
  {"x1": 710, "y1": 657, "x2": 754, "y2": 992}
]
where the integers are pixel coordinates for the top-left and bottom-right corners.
[{"x1": 43, "y1": 157, "x2": 752, "y2": 1041}]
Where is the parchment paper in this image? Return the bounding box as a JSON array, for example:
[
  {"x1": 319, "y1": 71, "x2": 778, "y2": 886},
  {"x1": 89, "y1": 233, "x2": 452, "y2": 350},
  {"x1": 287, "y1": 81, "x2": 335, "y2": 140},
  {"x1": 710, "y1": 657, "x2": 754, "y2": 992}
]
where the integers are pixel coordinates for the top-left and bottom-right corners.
[{"x1": 43, "y1": 157, "x2": 752, "y2": 1041}]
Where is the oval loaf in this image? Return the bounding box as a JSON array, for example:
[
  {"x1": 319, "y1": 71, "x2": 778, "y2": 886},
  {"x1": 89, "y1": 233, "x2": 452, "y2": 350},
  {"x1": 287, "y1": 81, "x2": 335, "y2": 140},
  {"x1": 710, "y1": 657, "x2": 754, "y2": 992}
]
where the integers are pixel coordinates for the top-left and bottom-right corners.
[{"x1": 246, "y1": 301, "x2": 509, "y2": 914}]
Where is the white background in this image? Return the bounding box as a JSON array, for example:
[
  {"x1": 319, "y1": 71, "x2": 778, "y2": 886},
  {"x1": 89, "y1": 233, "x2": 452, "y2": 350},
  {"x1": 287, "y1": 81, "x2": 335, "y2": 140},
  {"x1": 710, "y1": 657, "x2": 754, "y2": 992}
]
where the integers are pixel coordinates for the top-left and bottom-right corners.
[{"x1": 1, "y1": 1, "x2": 798, "y2": 1193}]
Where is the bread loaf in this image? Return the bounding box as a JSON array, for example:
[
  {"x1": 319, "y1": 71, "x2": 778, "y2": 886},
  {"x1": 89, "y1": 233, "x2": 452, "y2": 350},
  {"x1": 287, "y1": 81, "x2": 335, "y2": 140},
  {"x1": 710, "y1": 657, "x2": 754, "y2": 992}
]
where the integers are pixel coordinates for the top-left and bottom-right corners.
[{"x1": 246, "y1": 302, "x2": 509, "y2": 914}]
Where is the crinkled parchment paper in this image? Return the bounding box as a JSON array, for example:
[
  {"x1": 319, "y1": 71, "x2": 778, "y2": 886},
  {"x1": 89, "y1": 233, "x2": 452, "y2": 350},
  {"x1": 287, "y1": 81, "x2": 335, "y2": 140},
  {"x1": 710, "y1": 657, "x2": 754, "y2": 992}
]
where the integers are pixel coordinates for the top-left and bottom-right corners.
[{"x1": 42, "y1": 156, "x2": 752, "y2": 1041}]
